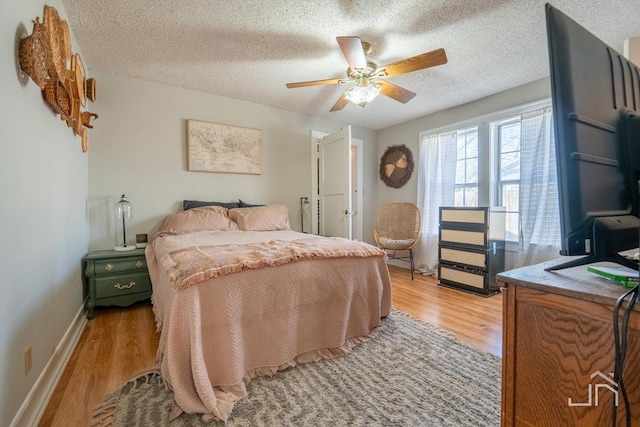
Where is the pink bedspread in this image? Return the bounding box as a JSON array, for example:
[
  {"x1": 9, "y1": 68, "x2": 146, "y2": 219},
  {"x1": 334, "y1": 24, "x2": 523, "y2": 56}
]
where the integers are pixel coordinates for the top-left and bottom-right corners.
[
  {"x1": 160, "y1": 236, "x2": 386, "y2": 290},
  {"x1": 146, "y1": 230, "x2": 393, "y2": 421}
]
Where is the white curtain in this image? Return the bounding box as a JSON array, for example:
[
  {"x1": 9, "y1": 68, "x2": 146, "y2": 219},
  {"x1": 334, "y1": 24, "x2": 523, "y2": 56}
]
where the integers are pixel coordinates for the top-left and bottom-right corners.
[
  {"x1": 415, "y1": 131, "x2": 457, "y2": 274},
  {"x1": 517, "y1": 105, "x2": 561, "y2": 265}
]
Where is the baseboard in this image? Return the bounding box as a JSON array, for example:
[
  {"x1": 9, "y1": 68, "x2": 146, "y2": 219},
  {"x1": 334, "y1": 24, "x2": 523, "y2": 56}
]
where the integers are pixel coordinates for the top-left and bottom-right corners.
[
  {"x1": 387, "y1": 259, "x2": 409, "y2": 269},
  {"x1": 10, "y1": 303, "x2": 87, "y2": 427}
]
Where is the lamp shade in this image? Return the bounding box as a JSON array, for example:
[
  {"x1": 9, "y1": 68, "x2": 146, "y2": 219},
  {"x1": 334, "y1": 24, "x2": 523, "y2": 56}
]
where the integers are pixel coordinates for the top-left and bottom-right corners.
[
  {"x1": 345, "y1": 83, "x2": 381, "y2": 106},
  {"x1": 114, "y1": 194, "x2": 135, "y2": 251},
  {"x1": 115, "y1": 194, "x2": 133, "y2": 219}
]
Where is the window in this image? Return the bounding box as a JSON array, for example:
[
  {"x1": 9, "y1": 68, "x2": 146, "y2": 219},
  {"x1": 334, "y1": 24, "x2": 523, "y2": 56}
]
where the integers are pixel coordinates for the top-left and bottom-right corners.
[
  {"x1": 418, "y1": 100, "x2": 557, "y2": 247},
  {"x1": 491, "y1": 106, "x2": 559, "y2": 246},
  {"x1": 496, "y1": 119, "x2": 521, "y2": 241},
  {"x1": 454, "y1": 127, "x2": 478, "y2": 207},
  {"x1": 417, "y1": 101, "x2": 559, "y2": 273}
]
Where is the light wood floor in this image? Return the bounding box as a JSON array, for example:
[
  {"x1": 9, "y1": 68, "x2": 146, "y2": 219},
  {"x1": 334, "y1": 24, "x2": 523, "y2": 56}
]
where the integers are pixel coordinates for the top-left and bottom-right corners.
[{"x1": 39, "y1": 265, "x2": 502, "y2": 426}]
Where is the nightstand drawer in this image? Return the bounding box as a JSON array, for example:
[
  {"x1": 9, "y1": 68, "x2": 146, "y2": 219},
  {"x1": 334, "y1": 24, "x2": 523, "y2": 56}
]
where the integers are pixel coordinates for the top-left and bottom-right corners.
[
  {"x1": 94, "y1": 257, "x2": 147, "y2": 276},
  {"x1": 95, "y1": 272, "x2": 151, "y2": 299}
]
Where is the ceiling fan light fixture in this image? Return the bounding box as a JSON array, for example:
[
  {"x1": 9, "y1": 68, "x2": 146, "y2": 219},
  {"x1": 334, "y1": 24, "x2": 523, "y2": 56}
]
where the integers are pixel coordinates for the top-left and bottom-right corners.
[
  {"x1": 285, "y1": 36, "x2": 447, "y2": 112},
  {"x1": 345, "y1": 83, "x2": 380, "y2": 106}
]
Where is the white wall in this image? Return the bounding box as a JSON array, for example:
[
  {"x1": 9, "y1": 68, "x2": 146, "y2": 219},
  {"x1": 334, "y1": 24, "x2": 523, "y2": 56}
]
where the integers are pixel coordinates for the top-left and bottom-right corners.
[
  {"x1": 87, "y1": 72, "x2": 380, "y2": 250},
  {"x1": 0, "y1": 1, "x2": 89, "y2": 426},
  {"x1": 376, "y1": 77, "x2": 552, "y2": 205}
]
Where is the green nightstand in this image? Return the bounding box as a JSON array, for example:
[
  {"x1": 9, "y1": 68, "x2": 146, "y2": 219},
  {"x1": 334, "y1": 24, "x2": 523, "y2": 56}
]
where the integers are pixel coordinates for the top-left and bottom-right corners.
[{"x1": 83, "y1": 248, "x2": 152, "y2": 319}]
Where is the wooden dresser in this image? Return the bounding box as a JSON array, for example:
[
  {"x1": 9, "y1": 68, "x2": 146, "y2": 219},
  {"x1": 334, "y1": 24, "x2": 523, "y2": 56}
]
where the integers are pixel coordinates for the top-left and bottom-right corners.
[
  {"x1": 83, "y1": 248, "x2": 152, "y2": 319},
  {"x1": 497, "y1": 259, "x2": 640, "y2": 426}
]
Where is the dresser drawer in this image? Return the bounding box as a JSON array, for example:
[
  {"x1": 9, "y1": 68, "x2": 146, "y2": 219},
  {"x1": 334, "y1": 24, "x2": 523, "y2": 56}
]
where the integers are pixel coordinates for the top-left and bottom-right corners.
[
  {"x1": 440, "y1": 228, "x2": 487, "y2": 247},
  {"x1": 95, "y1": 272, "x2": 151, "y2": 299},
  {"x1": 440, "y1": 207, "x2": 487, "y2": 225},
  {"x1": 438, "y1": 263, "x2": 500, "y2": 296},
  {"x1": 93, "y1": 256, "x2": 147, "y2": 276},
  {"x1": 439, "y1": 246, "x2": 487, "y2": 269},
  {"x1": 439, "y1": 265, "x2": 486, "y2": 290}
]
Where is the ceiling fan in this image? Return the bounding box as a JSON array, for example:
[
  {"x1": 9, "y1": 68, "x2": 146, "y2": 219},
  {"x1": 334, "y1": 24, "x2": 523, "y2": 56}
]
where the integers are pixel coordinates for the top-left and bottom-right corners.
[{"x1": 286, "y1": 36, "x2": 447, "y2": 111}]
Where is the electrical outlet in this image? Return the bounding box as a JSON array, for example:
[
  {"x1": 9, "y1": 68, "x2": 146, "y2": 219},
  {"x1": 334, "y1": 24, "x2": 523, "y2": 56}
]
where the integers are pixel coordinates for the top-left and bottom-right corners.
[{"x1": 24, "y1": 346, "x2": 32, "y2": 375}]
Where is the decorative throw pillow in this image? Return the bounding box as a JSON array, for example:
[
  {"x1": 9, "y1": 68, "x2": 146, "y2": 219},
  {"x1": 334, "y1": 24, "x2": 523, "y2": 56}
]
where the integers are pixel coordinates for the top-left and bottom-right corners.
[
  {"x1": 159, "y1": 206, "x2": 238, "y2": 234},
  {"x1": 183, "y1": 200, "x2": 240, "y2": 210},
  {"x1": 229, "y1": 204, "x2": 290, "y2": 231}
]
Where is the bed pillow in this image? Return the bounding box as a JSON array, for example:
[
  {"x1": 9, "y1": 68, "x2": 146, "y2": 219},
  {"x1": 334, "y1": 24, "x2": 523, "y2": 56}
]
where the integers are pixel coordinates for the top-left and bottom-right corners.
[
  {"x1": 229, "y1": 204, "x2": 291, "y2": 231},
  {"x1": 183, "y1": 200, "x2": 240, "y2": 210},
  {"x1": 238, "y1": 199, "x2": 265, "y2": 208},
  {"x1": 159, "y1": 206, "x2": 238, "y2": 234}
]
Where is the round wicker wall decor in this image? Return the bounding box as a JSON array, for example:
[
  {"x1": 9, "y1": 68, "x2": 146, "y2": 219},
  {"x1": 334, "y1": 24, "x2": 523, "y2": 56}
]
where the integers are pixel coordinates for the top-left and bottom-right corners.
[{"x1": 379, "y1": 144, "x2": 414, "y2": 188}]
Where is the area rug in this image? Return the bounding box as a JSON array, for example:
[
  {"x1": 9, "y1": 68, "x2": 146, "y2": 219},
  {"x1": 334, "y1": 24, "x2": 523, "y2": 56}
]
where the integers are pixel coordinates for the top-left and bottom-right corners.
[{"x1": 92, "y1": 310, "x2": 501, "y2": 426}]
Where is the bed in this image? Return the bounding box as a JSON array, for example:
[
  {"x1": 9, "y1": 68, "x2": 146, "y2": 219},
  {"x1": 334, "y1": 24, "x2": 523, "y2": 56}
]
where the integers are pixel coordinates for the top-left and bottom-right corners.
[{"x1": 145, "y1": 203, "x2": 393, "y2": 421}]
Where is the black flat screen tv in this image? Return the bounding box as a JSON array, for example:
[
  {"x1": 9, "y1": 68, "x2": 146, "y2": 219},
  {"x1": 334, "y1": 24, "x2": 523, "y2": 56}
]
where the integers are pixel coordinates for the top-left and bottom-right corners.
[{"x1": 545, "y1": 3, "x2": 640, "y2": 271}]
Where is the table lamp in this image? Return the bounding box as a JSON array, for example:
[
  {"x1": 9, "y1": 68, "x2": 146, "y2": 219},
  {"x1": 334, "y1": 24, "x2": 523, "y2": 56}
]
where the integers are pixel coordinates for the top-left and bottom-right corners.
[{"x1": 114, "y1": 194, "x2": 135, "y2": 251}]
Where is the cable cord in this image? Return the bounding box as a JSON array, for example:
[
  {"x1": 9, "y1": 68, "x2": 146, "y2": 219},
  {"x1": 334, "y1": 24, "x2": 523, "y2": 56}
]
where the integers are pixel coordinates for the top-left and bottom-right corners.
[{"x1": 612, "y1": 284, "x2": 638, "y2": 427}]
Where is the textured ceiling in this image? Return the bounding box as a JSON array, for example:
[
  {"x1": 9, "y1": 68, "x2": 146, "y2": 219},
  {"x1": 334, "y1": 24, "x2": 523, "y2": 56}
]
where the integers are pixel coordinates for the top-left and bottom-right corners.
[{"x1": 60, "y1": 0, "x2": 640, "y2": 130}]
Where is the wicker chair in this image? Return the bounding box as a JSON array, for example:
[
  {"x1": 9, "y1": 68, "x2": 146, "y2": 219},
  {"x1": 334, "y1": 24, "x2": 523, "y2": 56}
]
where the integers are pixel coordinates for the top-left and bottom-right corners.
[{"x1": 374, "y1": 203, "x2": 422, "y2": 280}]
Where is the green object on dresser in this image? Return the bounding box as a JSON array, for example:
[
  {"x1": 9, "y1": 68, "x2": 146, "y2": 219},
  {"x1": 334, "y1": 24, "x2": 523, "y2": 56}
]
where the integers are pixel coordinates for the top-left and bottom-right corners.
[{"x1": 83, "y1": 248, "x2": 152, "y2": 319}]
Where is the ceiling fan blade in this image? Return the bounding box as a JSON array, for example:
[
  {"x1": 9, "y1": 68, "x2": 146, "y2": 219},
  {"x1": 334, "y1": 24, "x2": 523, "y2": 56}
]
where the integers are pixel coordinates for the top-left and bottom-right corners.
[
  {"x1": 330, "y1": 93, "x2": 349, "y2": 112},
  {"x1": 336, "y1": 36, "x2": 367, "y2": 72},
  {"x1": 286, "y1": 77, "x2": 349, "y2": 88},
  {"x1": 378, "y1": 48, "x2": 447, "y2": 78},
  {"x1": 378, "y1": 80, "x2": 416, "y2": 104}
]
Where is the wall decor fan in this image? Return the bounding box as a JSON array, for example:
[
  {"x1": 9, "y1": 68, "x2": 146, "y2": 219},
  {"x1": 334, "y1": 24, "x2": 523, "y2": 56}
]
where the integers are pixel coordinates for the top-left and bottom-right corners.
[{"x1": 286, "y1": 36, "x2": 447, "y2": 111}]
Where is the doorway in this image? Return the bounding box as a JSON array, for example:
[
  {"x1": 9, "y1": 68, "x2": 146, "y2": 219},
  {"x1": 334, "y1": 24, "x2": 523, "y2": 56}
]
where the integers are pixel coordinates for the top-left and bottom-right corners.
[{"x1": 309, "y1": 128, "x2": 363, "y2": 240}]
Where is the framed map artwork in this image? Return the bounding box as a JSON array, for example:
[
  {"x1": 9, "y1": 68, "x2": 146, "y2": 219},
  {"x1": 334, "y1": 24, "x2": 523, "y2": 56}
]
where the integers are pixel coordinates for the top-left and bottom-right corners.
[{"x1": 186, "y1": 120, "x2": 262, "y2": 174}]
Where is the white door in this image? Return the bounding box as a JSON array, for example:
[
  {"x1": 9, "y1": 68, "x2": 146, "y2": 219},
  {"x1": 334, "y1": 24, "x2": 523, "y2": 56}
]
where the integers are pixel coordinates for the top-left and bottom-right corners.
[
  {"x1": 350, "y1": 140, "x2": 364, "y2": 241},
  {"x1": 318, "y1": 127, "x2": 351, "y2": 238}
]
